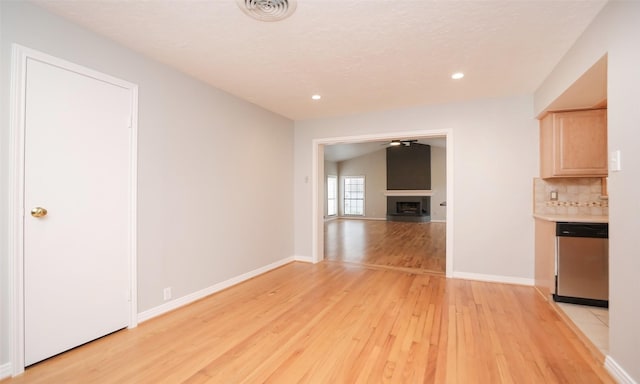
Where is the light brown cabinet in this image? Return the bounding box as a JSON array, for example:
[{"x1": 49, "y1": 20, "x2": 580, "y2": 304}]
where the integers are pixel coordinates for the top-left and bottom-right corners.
[
  {"x1": 534, "y1": 218, "x2": 556, "y2": 298},
  {"x1": 540, "y1": 109, "x2": 608, "y2": 178}
]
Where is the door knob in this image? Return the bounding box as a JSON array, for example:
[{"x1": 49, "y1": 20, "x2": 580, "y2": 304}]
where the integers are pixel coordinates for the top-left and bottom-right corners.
[{"x1": 30, "y1": 207, "x2": 48, "y2": 218}]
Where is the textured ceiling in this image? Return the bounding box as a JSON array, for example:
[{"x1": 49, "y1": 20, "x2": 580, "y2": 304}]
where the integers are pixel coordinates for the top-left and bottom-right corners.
[{"x1": 33, "y1": 0, "x2": 607, "y2": 120}]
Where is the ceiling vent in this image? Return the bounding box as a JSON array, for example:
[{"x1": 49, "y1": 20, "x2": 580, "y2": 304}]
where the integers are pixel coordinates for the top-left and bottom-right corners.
[{"x1": 236, "y1": 0, "x2": 297, "y2": 22}]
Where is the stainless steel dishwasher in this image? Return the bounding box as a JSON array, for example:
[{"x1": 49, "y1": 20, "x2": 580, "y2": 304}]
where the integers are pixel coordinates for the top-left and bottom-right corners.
[{"x1": 553, "y1": 222, "x2": 608, "y2": 308}]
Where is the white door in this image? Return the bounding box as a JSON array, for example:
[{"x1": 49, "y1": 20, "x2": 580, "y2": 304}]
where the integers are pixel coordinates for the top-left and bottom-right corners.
[{"x1": 23, "y1": 57, "x2": 132, "y2": 366}]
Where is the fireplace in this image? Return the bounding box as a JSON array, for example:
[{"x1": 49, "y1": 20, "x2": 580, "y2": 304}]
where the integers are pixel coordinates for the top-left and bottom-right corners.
[
  {"x1": 387, "y1": 196, "x2": 430, "y2": 222},
  {"x1": 385, "y1": 143, "x2": 432, "y2": 222},
  {"x1": 396, "y1": 201, "x2": 420, "y2": 214}
]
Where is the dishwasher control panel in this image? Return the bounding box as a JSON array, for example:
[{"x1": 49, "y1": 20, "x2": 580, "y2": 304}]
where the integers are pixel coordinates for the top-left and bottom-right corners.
[{"x1": 556, "y1": 222, "x2": 608, "y2": 238}]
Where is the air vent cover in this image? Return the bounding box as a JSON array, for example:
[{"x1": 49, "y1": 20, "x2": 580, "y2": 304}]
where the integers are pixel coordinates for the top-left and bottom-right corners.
[{"x1": 236, "y1": 0, "x2": 297, "y2": 22}]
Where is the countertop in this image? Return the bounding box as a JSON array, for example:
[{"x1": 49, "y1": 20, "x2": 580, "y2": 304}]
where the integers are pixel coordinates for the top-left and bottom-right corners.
[{"x1": 533, "y1": 213, "x2": 609, "y2": 223}]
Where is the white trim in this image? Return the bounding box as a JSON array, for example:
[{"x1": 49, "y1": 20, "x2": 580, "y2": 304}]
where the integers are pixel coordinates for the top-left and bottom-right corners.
[
  {"x1": 431, "y1": 219, "x2": 446, "y2": 223},
  {"x1": 128, "y1": 85, "x2": 139, "y2": 330},
  {"x1": 384, "y1": 190, "x2": 434, "y2": 196},
  {"x1": 445, "y1": 131, "x2": 453, "y2": 278},
  {"x1": 312, "y1": 143, "x2": 320, "y2": 263},
  {"x1": 8, "y1": 44, "x2": 139, "y2": 376},
  {"x1": 0, "y1": 363, "x2": 11, "y2": 380},
  {"x1": 605, "y1": 356, "x2": 638, "y2": 384},
  {"x1": 8, "y1": 43, "x2": 27, "y2": 378},
  {"x1": 138, "y1": 257, "x2": 296, "y2": 323},
  {"x1": 452, "y1": 271, "x2": 534, "y2": 286},
  {"x1": 294, "y1": 255, "x2": 314, "y2": 263},
  {"x1": 312, "y1": 129, "x2": 454, "y2": 276},
  {"x1": 338, "y1": 216, "x2": 387, "y2": 221}
]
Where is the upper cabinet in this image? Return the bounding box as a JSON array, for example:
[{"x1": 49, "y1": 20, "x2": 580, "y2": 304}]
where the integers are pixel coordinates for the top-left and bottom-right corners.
[{"x1": 540, "y1": 109, "x2": 608, "y2": 178}]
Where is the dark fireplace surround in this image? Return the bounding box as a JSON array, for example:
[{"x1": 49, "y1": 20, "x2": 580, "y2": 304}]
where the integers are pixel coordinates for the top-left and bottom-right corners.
[
  {"x1": 386, "y1": 143, "x2": 431, "y2": 222},
  {"x1": 387, "y1": 196, "x2": 430, "y2": 222}
]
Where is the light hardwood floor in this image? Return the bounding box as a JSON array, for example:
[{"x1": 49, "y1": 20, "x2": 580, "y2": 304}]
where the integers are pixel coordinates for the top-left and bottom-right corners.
[
  {"x1": 3, "y1": 262, "x2": 613, "y2": 383},
  {"x1": 324, "y1": 219, "x2": 445, "y2": 274}
]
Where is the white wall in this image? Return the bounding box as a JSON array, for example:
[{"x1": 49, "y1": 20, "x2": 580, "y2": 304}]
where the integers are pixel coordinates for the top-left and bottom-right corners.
[
  {"x1": 337, "y1": 149, "x2": 386, "y2": 219},
  {"x1": 430, "y1": 146, "x2": 447, "y2": 221},
  {"x1": 1, "y1": 1, "x2": 294, "y2": 368},
  {"x1": 535, "y1": 2, "x2": 640, "y2": 382},
  {"x1": 294, "y1": 95, "x2": 538, "y2": 281}
]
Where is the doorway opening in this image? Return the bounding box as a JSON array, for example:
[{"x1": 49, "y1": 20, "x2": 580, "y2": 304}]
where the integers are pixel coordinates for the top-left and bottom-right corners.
[{"x1": 311, "y1": 130, "x2": 453, "y2": 277}]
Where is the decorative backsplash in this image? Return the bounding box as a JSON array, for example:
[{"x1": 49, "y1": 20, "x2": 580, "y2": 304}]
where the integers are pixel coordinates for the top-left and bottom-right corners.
[{"x1": 533, "y1": 178, "x2": 608, "y2": 216}]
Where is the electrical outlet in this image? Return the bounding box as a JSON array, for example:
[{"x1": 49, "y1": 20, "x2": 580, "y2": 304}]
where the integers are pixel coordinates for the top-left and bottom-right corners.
[
  {"x1": 550, "y1": 191, "x2": 558, "y2": 201},
  {"x1": 163, "y1": 287, "x2": 172, "y2": 301}
]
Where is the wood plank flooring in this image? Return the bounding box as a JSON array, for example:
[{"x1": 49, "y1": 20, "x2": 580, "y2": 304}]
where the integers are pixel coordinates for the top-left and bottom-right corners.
[
  {"x1": 324, "y1": 219, "x2": 445, "y2": 274},
  {"x1": 4, "y1": 262, "x2": 613, "y2": 383}
]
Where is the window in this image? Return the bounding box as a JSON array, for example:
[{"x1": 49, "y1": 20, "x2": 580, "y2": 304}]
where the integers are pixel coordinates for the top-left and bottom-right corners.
[
  {"x1": 343, "y1": 176, "x2": 365, "y2": 215},
  {"x1": 327, "y1": 175, "x2": 337, "y2": 216}
]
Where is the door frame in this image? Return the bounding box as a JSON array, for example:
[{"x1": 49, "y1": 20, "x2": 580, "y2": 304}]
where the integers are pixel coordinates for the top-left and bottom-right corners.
[
  {"x1": 311, "y1": 129, "x2": 453, "y2": 277},
  {"x1": 8, "y1": 44, "x2": 139, "y2": 376}
]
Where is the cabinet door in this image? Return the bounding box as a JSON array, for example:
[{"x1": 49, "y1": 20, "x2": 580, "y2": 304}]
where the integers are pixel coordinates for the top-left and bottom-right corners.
[
  {"x1": 534, "y1": 219, "x2": 556, "y2": 298},
  {"x1": 541, "y1": 109, "x2": 607, "y2": 178}
]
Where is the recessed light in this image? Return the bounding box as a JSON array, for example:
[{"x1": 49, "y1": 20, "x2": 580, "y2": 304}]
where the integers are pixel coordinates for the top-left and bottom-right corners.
[
  {"x1": 311, "y1": 94, "x2": 322, "y2": 100},
  {"x1": 451, "y1": 72, "x2": 464, "y2": 80}
]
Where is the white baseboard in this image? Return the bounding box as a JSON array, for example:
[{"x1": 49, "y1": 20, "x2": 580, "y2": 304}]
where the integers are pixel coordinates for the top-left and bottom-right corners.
[
  {"x1": 339, "y1": 216, "x2": 387, "y2": 221},
  {"x1": 431, "y1": 219, "x2": 446, "y2": 223},
  {"x1": 0, "y1": 362, "x2": 11, "y2": 380},
  {"x1": 452, "y1": 271, "x2": 534, "y2": 286},
  {"x1": 605, "y1": 356, "x2": 638, "y2": 384},
  {"x1": 294, "y1": 255, "x2": 314, "y2": 263},
  {"x1": 137, "y1": 256, "x2": 295, "y2": 323}
]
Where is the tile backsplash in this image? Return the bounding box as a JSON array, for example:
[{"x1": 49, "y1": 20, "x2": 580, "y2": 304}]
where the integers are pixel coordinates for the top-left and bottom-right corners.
[{"x1": 533, "y1": 178, "x2": 608, "y2": 216}]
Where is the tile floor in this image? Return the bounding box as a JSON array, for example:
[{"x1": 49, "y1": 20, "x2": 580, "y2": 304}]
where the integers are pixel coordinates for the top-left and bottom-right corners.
[{"x1": 557, "y1": 302, "x2": 609, "y2": 354}]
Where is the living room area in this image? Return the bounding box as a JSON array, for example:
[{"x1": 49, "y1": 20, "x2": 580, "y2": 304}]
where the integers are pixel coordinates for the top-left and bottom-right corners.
[{"x1": 323, "y1": 138, "x2": 446, "y2": 274}]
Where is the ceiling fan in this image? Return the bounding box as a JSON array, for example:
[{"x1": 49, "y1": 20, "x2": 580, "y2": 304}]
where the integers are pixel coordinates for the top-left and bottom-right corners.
[{"x1": 385, "y1": 139, "x2": 418, "y2": 147}]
